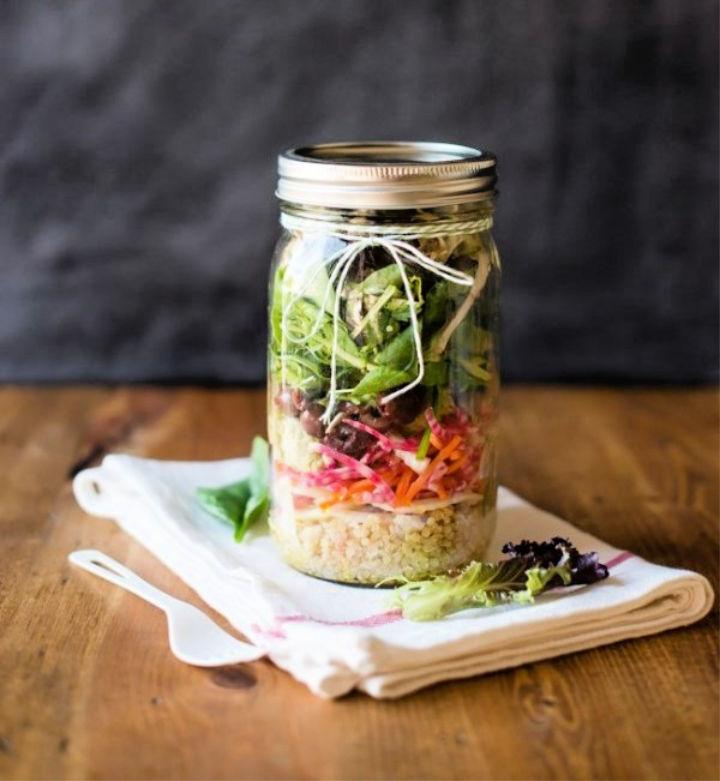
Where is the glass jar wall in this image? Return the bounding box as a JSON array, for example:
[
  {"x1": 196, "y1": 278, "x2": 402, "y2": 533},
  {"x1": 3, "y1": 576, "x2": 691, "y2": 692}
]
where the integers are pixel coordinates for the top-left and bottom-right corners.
[{"x1": 268, "y1": 143, "x2": 500, "y2": 585}]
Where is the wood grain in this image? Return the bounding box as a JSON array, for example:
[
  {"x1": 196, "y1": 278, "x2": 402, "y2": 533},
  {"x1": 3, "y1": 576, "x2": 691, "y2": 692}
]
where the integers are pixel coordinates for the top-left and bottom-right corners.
[{"x1": 0, "y1": 386, "x2": 717, "y2": 781}]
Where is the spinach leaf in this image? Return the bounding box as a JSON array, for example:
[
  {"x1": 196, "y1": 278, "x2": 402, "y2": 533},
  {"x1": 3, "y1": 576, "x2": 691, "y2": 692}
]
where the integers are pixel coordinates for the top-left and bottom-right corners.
[
  {"x1": 386, "y1": 298, "x2": 412, "y2": 322},
  {"x1": 449, "y1": 359, "x2": 491, "y2": 392},
  {"x1": 375, "y1": 326, "x2": 417, "y2": 370},
  {"x1": 241, "y1": 437, "x2": 270, "y2": 539},
  {"x1": 422, "y1": 360, "x2": 448, "y2": 386},
  {"x1": 423, "y1": 281, "x2": 449, "y2": 328},
  {"x1": 196, "y1": 481, "x2": 251, "y2": 529},
  {"x1": 358, "y1": 264, "x2": 403, "y2": 294},
  {"x1": 450, "y1": 321, "x2": 492, "y2": 357},
  {"x1": 351, "y1": 366, "x2": 414, "y2": 399},
  {"x1": 345, "y1": 327, "x2": 418, "y2": 399},
  {"x1": 196, "y1": 436, "x2": 270, "y2": 542}
]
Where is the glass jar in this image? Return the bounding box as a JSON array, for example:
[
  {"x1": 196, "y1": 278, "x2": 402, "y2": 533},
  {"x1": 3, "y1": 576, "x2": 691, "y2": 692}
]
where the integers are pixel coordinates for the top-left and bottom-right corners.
[{"x1": 267, "y1": 142, "x2": 500, "y2": 585}]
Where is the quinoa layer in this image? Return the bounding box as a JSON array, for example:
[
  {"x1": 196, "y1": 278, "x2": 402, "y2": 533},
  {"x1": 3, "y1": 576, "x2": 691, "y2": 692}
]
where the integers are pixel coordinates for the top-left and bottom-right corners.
[{"x1": 269, "y1": 493, "x2": 497, "y2": 585}]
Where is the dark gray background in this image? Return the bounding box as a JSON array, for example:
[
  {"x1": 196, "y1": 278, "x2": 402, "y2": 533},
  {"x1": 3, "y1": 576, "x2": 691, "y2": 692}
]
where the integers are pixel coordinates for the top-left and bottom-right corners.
[{"x1": 1, "y1": 0, "x2": 717, "y2": 384}]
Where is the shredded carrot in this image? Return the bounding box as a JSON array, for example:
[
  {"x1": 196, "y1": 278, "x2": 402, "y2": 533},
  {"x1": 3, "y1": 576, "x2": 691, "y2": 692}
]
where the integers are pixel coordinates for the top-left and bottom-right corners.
[
  {"x1": 347, "y1": 479, "x2": 374, "y2": 495},
  {"x1": 445, "y1": 452, "x2": 469, "y2": 474},
  {"x1": 378, "y1": 469, "x2": 401, "y2": 487},
  {"x1": 318, "y1": 493, "x2": 342, "y2": 509},
  {"x1": 404, "y1": 435, "x2": 462, "y2": 503},
  {"x1": 394, "y1": 468, "x2": 414, "y2": 505},
  {"x1": 433, "y1": 478, "x2": 448, "y2": 499},
  {"x1": 429, "y1": 432, "x2": 444, "y2": 451}
]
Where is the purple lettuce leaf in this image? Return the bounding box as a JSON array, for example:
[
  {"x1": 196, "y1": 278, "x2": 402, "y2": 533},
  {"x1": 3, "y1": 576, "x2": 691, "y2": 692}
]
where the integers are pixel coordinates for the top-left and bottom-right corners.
[{"x1": 501, "y1": 536, "x2": 609, "y2": 587}]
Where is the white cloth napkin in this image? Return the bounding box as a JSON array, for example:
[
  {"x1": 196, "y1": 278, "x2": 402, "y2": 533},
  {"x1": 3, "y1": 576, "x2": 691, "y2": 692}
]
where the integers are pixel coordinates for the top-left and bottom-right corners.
[{"x1": 72, "y1": 454, "x2": 714, "y2": 699}]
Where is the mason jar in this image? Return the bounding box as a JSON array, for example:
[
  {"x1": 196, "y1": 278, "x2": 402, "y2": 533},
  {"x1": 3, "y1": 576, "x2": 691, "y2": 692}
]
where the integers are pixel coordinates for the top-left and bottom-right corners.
[{"x1": 267, "y1": 142, "x2": 500, "y2": 585}]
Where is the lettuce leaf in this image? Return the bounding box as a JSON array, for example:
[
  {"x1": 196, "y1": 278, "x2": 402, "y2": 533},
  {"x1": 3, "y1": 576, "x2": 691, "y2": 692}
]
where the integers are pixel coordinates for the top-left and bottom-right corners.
[
  {"x1": 285, "y1": 298, "x2": 366, "y2": 370},
  {"x1": 389, "y1": 559, "x2": 570, "y2": 621},
  {"x1": 387, "y1": 537, "x2": 608, "y2": 621}
]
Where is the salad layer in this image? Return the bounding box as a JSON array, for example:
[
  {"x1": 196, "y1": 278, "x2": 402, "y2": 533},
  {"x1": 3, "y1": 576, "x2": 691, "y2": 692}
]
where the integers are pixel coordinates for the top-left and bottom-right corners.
[{"x1": 268, "y1": 213, "x2": 500, "y2": 583}]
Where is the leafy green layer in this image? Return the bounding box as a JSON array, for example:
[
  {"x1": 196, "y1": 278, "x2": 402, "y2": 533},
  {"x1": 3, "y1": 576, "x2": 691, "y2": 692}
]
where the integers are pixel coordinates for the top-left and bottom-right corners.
[{"x1": 270, "y1": 234, "x2": 496, "y2": 406}]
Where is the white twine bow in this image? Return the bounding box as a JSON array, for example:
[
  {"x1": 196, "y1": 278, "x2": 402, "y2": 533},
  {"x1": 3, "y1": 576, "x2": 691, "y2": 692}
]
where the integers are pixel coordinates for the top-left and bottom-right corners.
[{"x1": 279, "y1": 214, "x2": 483, "y2": 423}]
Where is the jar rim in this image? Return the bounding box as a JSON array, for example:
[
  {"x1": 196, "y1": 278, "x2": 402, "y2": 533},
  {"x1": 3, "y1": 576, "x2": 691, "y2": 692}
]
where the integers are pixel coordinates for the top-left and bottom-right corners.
[{"x1": 277, "y1": 141, "x2": 497, "y2": 209}]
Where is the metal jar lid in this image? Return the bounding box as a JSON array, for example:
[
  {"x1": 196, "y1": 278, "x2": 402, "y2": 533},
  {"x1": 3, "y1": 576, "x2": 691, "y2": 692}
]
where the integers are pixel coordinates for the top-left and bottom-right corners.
[{"x1": 276, "y1": 141, "x2": 497, "y2": 209}]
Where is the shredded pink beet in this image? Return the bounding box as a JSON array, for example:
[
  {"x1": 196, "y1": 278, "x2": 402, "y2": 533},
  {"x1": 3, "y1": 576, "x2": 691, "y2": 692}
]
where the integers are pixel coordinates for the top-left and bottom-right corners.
[
  {"x1": 316, "y1": 466, "x2": 355, "y2": 479},
  {"x1": 459, "y1": 448, "x2": 480, "y2": 483},
  {"x1": 426, "y1": 461, "x2": 449, "y2": 494},
  {"x1": 390, "y1": 436, "x2": 421, "y2": 452},
  {"x1": 425, "y1": 407, "x2": 473, "y2": 439},
  {"x1": 284, "y1": 464, "x2": 356, "y2": 488},
  {"x1": 432, "y1": 462, "x2": 449, "y2": 479},
  {"x1": 424, "y1": 407, "x2": 446, "y2": 440},
  {"x1": 443, "y1": 413, "x2": 472, "y2": 436},
  {"x1": 315, "y1": 444, "x2": 395, "y2": 500},
  {"x1": 311, "y1": 472, "x2": 353, "y2": 487}
]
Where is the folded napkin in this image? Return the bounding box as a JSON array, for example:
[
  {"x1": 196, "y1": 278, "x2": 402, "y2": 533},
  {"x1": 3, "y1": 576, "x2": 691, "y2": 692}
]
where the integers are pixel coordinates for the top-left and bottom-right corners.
[{"x1": 73, "y1": 455, "x2": 714, "y2": 699}]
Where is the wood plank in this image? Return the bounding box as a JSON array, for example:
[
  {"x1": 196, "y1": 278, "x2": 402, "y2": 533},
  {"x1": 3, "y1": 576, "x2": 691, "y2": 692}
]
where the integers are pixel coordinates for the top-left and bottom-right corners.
[{"x1": 0, "y1": 386, "x2": 716, "y2": 780}]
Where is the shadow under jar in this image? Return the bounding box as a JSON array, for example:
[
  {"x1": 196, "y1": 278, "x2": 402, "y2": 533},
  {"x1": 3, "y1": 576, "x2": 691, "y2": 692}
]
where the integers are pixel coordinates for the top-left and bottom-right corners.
[{"x1": 268, "y1": 142, "x2": 501, "y2": 585}]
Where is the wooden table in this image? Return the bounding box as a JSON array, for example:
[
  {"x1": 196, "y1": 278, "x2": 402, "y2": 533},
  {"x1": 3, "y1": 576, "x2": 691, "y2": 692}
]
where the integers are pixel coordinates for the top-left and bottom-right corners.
[{"x1": 1, "y1": 386, "x2": 717, "y2": 781}]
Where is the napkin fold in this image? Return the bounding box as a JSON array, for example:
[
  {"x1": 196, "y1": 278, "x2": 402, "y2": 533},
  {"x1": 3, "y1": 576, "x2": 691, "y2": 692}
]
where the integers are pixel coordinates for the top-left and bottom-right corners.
[{"x1": 72, "y1": 455, "x2": 714, "y2": 699}]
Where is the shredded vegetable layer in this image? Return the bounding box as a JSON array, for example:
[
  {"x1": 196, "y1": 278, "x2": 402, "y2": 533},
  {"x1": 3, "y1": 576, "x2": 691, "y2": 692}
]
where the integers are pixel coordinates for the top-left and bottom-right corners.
[{"x1": 276, "y1": 407, "x2": 483, "y2": 511}]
